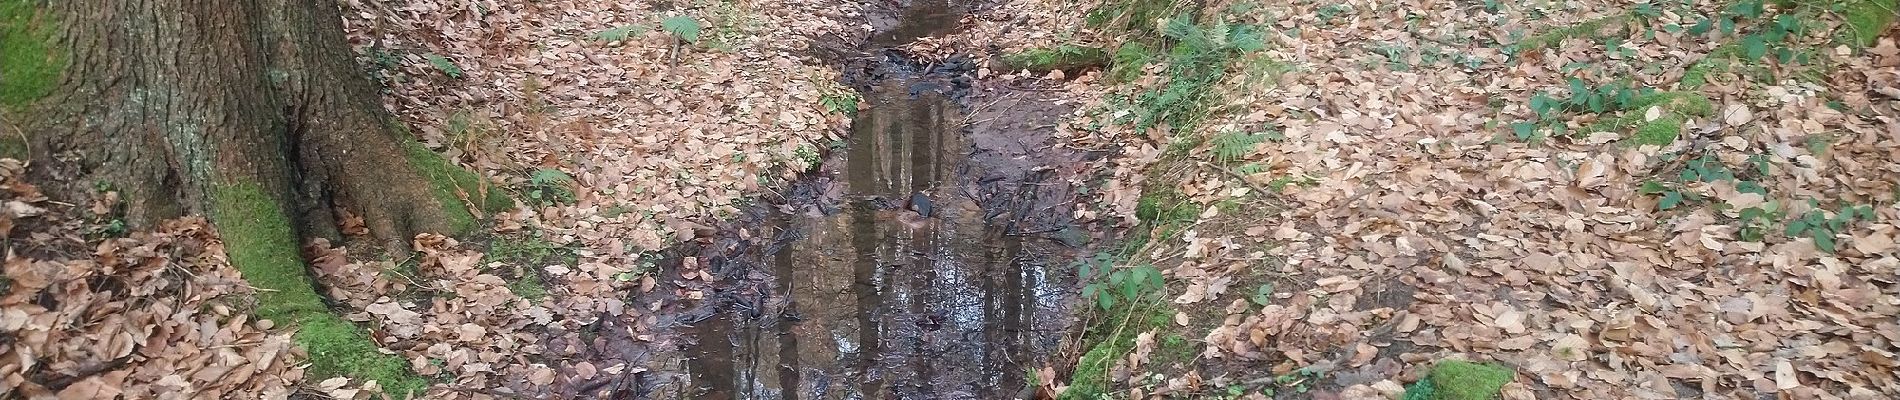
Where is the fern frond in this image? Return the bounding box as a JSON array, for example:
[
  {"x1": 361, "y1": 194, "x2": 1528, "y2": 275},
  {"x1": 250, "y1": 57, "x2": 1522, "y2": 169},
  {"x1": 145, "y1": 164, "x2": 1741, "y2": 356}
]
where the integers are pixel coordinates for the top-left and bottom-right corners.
[{"x1": 1211, "y1": 131, "x2": 1266, "y2": 163}]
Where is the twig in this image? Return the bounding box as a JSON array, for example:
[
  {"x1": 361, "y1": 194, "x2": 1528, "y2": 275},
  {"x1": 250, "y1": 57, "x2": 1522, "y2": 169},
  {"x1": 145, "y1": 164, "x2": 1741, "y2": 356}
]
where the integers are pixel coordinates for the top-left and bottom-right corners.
[
  {"x1": 668, "y1": 37, "x2": 683, "y2": 71},
  {"x1": 1198, "y1": 162, "x2": 1275, "y2": 198}
]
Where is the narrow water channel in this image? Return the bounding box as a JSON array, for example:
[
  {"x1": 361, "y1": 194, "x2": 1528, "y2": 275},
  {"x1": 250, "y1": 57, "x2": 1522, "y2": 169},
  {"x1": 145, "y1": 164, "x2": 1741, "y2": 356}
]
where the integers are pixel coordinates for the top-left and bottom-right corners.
[{"x1": 673, "y1": 1, "x2": 1083, "y2": 398}]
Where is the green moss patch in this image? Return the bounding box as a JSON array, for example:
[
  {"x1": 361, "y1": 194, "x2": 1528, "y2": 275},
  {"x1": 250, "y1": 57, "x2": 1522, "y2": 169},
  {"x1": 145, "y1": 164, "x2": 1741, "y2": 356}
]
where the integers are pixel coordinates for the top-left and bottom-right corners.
[
  {"x1": 1630, "y1": 92, "x2": 1714, "y2": 116},
  {"x1": 212, "y1": 183, "x2": 426, "y2": 396},
  {"x1": 1842, "y1": 0, "x2": 1897, "y2": 47},
  {"x1": 1061, "y1": 307, "x2": 1173, "y2": 399},
  {"x1": 1601, "y1": 91, "x2": 1711, "y2": 146},
  {"x1": 213, "y1": 183, "x2": 330, "y2": 320},
  {"x1": 401, "y1": 141, "x2": 512, "y2": 234},
  {"x1": 1630, "y1": 114, "x2": 1687, "y2": 146},
  {"x1": 297, "y1": 315, "x2": 427, "y2": 396},
  {"x1": 1515, "y1": 14, "x2": 1631, "y2": 52},
  {"x1": 1001, "y1": 45, "x2": 1110, "y2": 73},
  {"x1": 0, "y1": 0, "x2": 65, "y2": 108},
  {"x1": 1403, "y1": 360, "x2": 1515, "y2": 400}
]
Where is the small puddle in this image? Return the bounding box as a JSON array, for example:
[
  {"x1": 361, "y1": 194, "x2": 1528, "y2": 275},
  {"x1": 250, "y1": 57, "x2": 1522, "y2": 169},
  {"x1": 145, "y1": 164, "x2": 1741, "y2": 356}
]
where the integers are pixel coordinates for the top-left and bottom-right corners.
[{"x1": 672, "y1": 1, "x2": 1084, "y2": 399}]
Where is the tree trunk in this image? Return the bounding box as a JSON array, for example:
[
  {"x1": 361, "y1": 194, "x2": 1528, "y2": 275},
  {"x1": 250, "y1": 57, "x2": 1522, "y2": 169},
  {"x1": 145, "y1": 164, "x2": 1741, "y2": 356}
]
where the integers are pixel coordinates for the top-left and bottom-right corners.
[
  {"x1": 3, "y1": 0, "x2": 506, "y2": 393},
  {"x1": 19, "y1": 0, "x2": 489, "y2": 243}
]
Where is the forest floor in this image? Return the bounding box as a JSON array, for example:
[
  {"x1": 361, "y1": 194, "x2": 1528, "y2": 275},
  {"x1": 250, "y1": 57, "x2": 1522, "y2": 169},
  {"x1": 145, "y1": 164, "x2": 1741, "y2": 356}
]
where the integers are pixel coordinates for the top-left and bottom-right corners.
[
  {"x1": 3, "y1": 0, "x2": 1898, "y2": 399},
  {"x1": 1011, "y1": 0, "x2": 1900, "y2": 399}
]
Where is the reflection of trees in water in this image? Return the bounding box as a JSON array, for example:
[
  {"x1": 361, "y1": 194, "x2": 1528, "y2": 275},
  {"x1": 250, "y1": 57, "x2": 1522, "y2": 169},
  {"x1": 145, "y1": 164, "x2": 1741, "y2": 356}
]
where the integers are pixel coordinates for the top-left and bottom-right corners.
[{"x1": 684, "y1": 63, "x2": 1075, "y2": 400}]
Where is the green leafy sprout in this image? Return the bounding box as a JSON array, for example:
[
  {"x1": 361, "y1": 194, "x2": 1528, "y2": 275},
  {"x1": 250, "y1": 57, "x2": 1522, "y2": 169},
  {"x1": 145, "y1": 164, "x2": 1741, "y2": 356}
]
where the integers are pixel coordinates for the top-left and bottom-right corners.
[
  {"x1": 593, "y1": 24, "x2": 648, "y2": 42},
  {"x1": 523, "y1": 168, "x2": 576, "y2": 206},
  {"x1": 423, "y1": 53, "x2": 463, "y2": 79},
  {"x1": 662, "y1": 15, "x2": 702, "y2": 44}
]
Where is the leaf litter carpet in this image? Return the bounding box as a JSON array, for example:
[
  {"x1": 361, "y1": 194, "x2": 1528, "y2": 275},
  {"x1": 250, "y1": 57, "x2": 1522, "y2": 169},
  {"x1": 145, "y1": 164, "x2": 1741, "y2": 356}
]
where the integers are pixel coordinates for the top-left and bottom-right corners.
[{"x1": 987, "y1": 0, "x2": 1900, "y2": 398}]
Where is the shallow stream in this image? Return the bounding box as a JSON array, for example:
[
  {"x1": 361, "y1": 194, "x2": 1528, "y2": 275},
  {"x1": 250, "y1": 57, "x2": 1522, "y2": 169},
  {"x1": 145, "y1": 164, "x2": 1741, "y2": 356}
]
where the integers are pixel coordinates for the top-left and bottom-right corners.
[{"x1": 669, "y1": 1, "x2": 1091, "y2": 398}]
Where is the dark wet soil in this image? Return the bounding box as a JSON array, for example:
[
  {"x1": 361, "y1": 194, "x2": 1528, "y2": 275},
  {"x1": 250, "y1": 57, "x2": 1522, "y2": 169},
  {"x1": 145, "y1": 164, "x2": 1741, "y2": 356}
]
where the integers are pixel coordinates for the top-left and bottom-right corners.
[{"x1": 559, "y1": 1, "x2": 1104, "y2": 399}]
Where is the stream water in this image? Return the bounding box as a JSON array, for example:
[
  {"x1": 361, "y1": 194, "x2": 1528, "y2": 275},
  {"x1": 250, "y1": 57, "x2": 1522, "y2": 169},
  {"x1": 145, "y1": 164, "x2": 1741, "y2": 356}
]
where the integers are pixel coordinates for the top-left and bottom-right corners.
[{"x1": 670, "y1": 1, "x2": 1086, "y2": 399}]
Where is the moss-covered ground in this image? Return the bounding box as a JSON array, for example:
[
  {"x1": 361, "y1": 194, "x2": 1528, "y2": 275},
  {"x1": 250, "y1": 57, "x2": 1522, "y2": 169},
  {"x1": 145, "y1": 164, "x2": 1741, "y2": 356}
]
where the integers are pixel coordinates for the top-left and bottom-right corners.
[
  {"x1": 0, "y1": 0, "x2": 63, "y2": 109},
  {"x1": 1403, "y1": 360, "x2": 1515, "y2": 400},
  {"x1": 1617, "y1": 91, "x2": 1715, "y2": 146},
  {"x1": 1063, "y1": 306, "x2": 1175, "y2": 399},
  {"x1": 1001, "y1": 45, "x2": 1111, "y2": 73},
  {"x1": 212, "y1": 183, "x2": 427, "y2": 396}
]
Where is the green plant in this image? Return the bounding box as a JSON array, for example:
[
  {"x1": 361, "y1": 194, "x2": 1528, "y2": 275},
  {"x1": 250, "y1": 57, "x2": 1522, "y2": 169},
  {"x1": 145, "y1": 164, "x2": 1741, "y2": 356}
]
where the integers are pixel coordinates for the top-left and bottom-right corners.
[
  {"x1": 1640, "y1": 152, "x2": 1736, "y2": 210},
  {"x1": 1678, "y1": 0, "x2": 1845, "y2": 88},
  {"x1": 485, "y1": 234, "x2": 574, "y2": 268},
  {"x1": 1372, "y1": 41, "x2": 1411, "y2": 70},
  {"x1": 362, "y1": 45, "x2": 403, "y2": 89},
  {"x1": 1272, "y1": 367, "x2": 1325, "y2": 394},
  {"x1": 1249, "y1": 282, "x2": 1276, "y2": 306},
  {"x1": 1514, "y1": 78, "x2": 1716, "y2": 143},
  {"x1": 1317, "y1": 4, "x2": 1355, "y2": 23},
  {"x1": 593, "y1": 24, "x2": 647, "y2": 42},
  {"x1": 84, "y1": 182, "x2": 129, "y2": 238},
  {"x1": 1084, "y1": 0, "x2": 1176, "y2": 37},
  {"x1": 423, "y1": 53, "x2": 463, "y2": 79},
  {"x1": 1736, "y1": 200, "x2": 1786, "y2": 242},
  {"x1": 523, "y1": 168, "x2": 576, "y2": 206},
  {"x1": 213, "y1": 184, "x2": 428, "y2": 396},
  {"x1": 1078, "y1": 253, "x2": 1163, "y2": 311},
  {"x1": 1514, "y1": 14, "x2": 1632, "y2": 53},
  {"x1": 1119, "y1": 15, "x2": 1267, "y2": 133},
  {"x1": 1109, "y1": 42, "x2": 1157, "y2": 83},
  {"x1": 819, "y1": 90, "x2": 858, "y2": 116},
  {"x1": 1552, "y1": 78, "x2": 1647, "y2": 117},
  {"x1": 1640, "y1": 179, "x2": 1703, "y2": 210},
  {"x1": 1063, "y1": 305, "x2": 1174, "y2": 399},
  {"x1": 1787, "y1": 202, "x2": 1877, "y2": 253},
  {"x1": 1233, "y1": 163, "x2": 1265, "y2": 175},
  {"x1": 1680, "y1": 152, "x2": 1735, "y2": 182},
  {"x1": 442, "y1": 109, "x2": 498, "y2": 154},
  {"x1": 398, "y1": 139, "x2": 513, "y2": 235},
  {"x1": 509, "y1": 271, "x2": 549, "y2": 301},
  {"x1": 792, "y1": 144, "x2": 821, "y2": 167},
  {"x1": 1209, "y1": 130, "x2": 1277, "y2": 163},
  {"x1": 662, "y1": 15, "x2": 702, "y2": 44}
]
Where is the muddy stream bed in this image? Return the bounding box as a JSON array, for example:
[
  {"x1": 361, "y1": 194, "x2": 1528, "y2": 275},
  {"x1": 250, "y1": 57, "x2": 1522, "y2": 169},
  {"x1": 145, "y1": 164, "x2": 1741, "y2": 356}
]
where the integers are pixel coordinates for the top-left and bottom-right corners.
[{"x1": 586, "y1": 1, "x2": 1106, "y2": 398}]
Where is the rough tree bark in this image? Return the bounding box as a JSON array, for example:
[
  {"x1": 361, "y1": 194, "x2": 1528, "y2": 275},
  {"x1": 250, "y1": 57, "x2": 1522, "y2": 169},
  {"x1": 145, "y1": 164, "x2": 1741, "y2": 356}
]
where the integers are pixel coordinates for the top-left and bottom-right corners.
[
  {"x1": 2, "y1": 0, "x2": 506, "y2": 393},
  {"x1": 20, "y1": 0, "x2": 493, "y2": 243}
]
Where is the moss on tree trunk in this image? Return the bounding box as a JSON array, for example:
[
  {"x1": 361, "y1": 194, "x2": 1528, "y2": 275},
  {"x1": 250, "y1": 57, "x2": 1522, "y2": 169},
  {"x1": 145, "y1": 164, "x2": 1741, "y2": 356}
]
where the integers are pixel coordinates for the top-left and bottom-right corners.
[
  {"x1": 6, "y1": 0, "x2": 511, "y2": 395},
  {"x1": 214, "y1": 183, "x2": 424, "y2": 395}
]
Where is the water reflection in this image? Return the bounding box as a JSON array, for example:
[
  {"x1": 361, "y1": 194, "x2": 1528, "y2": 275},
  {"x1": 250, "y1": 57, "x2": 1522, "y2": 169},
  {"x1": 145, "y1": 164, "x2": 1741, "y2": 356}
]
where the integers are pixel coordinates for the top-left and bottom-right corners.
[{"x1": 681, "y1": 54, "x2": 1074, "y2": 400}]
